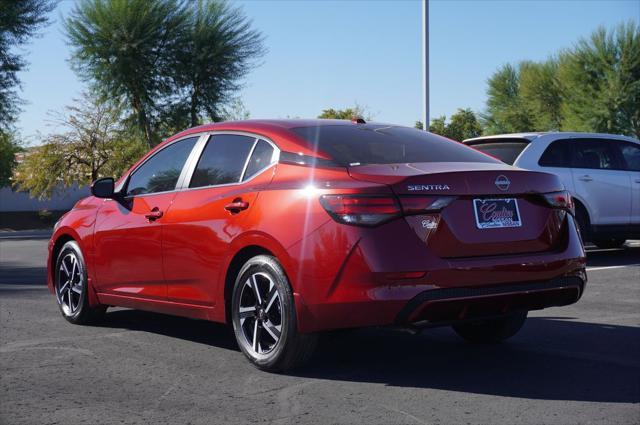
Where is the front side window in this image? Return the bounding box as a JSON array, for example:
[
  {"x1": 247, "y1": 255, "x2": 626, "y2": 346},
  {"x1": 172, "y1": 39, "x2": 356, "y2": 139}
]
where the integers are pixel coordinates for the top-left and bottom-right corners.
[
  {"x1": 573, "y1": 140, "x2": 619, "y2": 170},
  {"x1": 190, "y1": 134, "x2": 255, "y2": 188},
  {"x1": 619, "y1": 142, "x2": 640, "y2": 171},
  {"x1": 539, "y1": 140, "x2": 571, "y2": 168},
  {"x1": 126, "y1": 136, "x2": 198, "y2": 196}
]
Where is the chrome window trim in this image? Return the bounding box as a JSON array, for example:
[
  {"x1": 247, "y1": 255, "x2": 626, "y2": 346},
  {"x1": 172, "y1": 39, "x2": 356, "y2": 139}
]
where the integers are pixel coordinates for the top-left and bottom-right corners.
[
  {"x1": 121, "y1": 133, "x2": 205, "y2": 199},
  {"x1": 239, "y1": 138, "x2": 259, "y2": 182},
  {"x1": 180, "y1": 130, "x2": 281, "y2": 192}
]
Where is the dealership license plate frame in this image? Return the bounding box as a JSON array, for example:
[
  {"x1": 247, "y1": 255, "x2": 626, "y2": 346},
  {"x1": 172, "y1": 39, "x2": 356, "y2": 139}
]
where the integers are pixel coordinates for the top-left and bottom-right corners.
[{"x1": 473, "y1": 198, "x2": 522, "y2": 229}]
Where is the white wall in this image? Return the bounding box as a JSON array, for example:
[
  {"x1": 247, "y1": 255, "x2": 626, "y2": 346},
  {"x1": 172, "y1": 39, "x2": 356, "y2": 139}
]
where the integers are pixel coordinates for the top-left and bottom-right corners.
[{"x1": 0, "y1": 184, "x2": 90, "y2": 212}]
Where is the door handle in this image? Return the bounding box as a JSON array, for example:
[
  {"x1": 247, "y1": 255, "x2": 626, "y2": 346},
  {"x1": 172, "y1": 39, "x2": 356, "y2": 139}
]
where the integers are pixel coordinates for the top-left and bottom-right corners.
[
  {"x1": 578, "y1": 175, "x2": 593, "y2": 182},
  {"x1": 224, "y1": 199, "x2": 249, "y2": 214},
  {"x1": 635, "y1": 179, "x2": 640, "y2": 184},
  {"x1": 145, "y1": 207, "x2": 163, "y2": 221}
]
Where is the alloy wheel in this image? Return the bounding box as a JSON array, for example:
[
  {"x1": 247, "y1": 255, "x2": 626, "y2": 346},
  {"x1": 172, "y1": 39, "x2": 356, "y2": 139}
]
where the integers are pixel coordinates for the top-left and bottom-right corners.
[
  {"x1": 237, "y1": 272, "x2": 283, "y2": 355},
  {"x1": 56, "y1": 252, "x2": 83, "y2": 316}
]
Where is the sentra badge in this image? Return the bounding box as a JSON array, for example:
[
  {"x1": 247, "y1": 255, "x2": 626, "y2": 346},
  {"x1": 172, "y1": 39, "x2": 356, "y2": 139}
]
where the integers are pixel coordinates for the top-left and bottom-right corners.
[{"x1": 407, "y1": 184, "x2": 450, "y2": 191}]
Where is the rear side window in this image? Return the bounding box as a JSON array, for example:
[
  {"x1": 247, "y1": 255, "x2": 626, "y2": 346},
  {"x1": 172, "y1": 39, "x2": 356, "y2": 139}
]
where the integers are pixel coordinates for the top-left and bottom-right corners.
[
  {"x1": 539, "y1": 140, "x2": 571, "y2": 167},
  {"x1": 573, "y1": 140, "x2": 619, "y2": 170},
  {"x1": 291, "y1": 125, "x2": 498, "y2": 166},
  {"x1": 190, "y1": 134, "x2": 255, "y2": 188},
  {"x1": 243, "y1": 139, "x2": 275, "y2": 181},
  {"x1": 620, "y1": 142, "x2": 640, "y2": 171},
  {"x1": 466, "y1": 140, "x2": 529, "y2": 165},
  {"x1": 127, "y1": 136, "x2": 198, "y2": 196}
]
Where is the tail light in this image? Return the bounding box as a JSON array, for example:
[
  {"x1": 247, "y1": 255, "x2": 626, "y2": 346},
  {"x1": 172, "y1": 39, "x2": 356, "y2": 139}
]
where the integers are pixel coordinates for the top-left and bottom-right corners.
[
  {"x1": 319, "y1": 195, "x2": 401, "y2": 227},
  {"x1": 542, "y1": 191, "x2": 575, "y2": 215},
  {"x1": 320, "y1": 194, "x2": 455, "y2": 227}
]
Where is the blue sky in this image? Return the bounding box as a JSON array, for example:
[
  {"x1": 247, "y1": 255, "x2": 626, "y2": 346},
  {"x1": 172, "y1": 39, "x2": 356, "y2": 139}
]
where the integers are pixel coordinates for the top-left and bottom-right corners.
[{"x1": 15, "y1": 0, "x2": 639, "y2": 142}]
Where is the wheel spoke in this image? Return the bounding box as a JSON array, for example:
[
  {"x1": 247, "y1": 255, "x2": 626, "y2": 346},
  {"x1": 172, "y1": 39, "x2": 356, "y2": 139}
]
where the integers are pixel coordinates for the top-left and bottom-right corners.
[
  {"x1": 59, "y1": 281, "x2": 70, "y2": 294},
  {"x1": 239, "y1": 306, "x2": 256, "y2": 325},
  {"x1": 265, "y1": 286, "x2": 278, "y2": 313},
  {"x1": 70, "y1": 256, "x2": 77, "y2": 283},
  {"x1": 67, "y1": 287, "x2": 74, "y2": 311},
  {"x1": 60, "y1": 259, "x2": 70, "y2": 277},
  {"x1": 252, "y1": 319, "x2": 260, "y2": 353},
  {"x1": 71, "y1": 284, "x2": 82, "y2": 295},
  {"x1": 249, "y1": 275, "x2": 262, "y2": 305},
  {"x1": 263, "y1": 320, "x2": 281, "y2": 342}
]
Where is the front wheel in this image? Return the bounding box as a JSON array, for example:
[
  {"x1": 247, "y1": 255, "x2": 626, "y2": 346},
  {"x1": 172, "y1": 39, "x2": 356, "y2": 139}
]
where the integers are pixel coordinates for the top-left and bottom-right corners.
[
  {"x1": 231, "y1": 255, "x2": 317, "y2": 372},
  {"x1": 54, "y1": 241, "x2": 106, "y2": 325},
  {"x1": 452, "y1": 311, "x2": 527, "y2": 344}
]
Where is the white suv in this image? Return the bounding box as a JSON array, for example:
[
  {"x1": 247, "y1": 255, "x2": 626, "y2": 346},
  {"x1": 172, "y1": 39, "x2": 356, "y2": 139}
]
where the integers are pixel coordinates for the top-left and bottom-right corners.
[{"x1": 463, "y1": 132, "x2": 640, "y2": 248}]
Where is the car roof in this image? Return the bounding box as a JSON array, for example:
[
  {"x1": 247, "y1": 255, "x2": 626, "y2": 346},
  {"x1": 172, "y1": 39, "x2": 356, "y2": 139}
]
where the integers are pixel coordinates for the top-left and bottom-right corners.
[{"x1": 464, "y1": 132, "x2": 639, "y2": 144}]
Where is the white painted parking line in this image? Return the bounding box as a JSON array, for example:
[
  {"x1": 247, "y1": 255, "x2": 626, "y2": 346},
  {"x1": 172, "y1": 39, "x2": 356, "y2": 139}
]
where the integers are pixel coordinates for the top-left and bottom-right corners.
[{"x1": 586, "y1": 264, "x2": 640, "y2": 271}]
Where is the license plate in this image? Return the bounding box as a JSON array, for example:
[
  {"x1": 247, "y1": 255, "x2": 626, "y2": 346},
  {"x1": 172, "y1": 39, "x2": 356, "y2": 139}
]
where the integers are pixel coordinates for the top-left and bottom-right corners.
[{"x1": 473, "y1": 198, "x2": 522, "y2": 229}]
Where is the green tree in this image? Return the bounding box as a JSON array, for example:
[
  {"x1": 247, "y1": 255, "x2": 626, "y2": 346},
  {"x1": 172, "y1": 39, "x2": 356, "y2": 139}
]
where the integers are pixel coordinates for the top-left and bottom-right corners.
[
  {"x1": 447, "y1": 108, "x2": 483, "y2": 141},
  {"x1": 318, "y1": 104, "x2": 371, "y2": 120},
  {"x1": 173, "y1": 0, "x2": 265, "y2": 127},
  {"x1": 13, "y1": 92, "x2": 147, "y2": 199},
  {"x1": 483, "y1": 63, "x2": 533, "y2": 134},
  {"x1": 0, "y1": 0, "x2": 54, "y2": 129},
  {"x1": 559, "y1": 22, "x2": 640, "y2": 138},
  {"x1": 427, "y1": 109, "x2": 483, "y2": 141},
  {"x1": 66, "y1": 0, "x2": 265, "y2": 146},
  {"x1": 65, "y1": 0, "x2": 188, "y2": 147},
  {"x1": 519, "y1": 60, "x2": 563, "y2": 131},
  {"x1": 428, "y1": 116, "x2": 447, "y2": 136},
  {"x1": 0, "y1": 131, "x2": 21, "y2": 186}
]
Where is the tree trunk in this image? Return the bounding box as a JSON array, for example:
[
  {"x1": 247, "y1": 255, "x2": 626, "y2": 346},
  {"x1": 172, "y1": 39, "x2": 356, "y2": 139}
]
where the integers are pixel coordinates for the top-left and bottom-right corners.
[
  {"x1": 190, "y1": 89, "x2": 198, "y2": 128},
  {"x1": 132, "y1": 96, "x2": 153, "y2": 149}
]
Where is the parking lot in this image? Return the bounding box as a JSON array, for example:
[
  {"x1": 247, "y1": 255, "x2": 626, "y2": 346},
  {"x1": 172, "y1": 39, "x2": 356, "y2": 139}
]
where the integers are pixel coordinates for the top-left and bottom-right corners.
[{"x1": 1, "y1": 233, "x2": 638, "y2": 424}]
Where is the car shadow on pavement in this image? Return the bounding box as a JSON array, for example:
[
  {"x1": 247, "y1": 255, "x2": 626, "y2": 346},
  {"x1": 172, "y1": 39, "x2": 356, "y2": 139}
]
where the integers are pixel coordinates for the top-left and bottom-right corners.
[
  {"x1": 95, "y1": 308, "x2": 639, "y2": 404},
  {"x1": 295, "y1": 317, "x2": 640, "y2": 403},
  {"x1": 97, "y1": 308, "x2": 240, "y2": 352}
]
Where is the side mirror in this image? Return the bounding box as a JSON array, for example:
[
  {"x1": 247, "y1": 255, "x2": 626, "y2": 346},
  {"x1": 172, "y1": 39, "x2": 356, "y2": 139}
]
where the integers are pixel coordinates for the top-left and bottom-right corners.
[{"x1": 91, "y1": 177, "x2": 115, "y2": 199}]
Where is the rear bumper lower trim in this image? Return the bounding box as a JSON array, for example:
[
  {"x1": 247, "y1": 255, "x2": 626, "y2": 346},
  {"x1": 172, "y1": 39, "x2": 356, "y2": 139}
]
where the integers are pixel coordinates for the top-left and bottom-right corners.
[{"x1": 395, "y1": 276, "x2": 585, "y2": 325}]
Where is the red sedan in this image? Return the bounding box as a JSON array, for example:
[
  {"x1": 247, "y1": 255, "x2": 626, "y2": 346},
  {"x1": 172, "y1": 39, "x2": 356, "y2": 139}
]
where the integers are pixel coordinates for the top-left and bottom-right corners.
[{"x1": 47, "y1": 119, "x2": 586, "y2": 371}]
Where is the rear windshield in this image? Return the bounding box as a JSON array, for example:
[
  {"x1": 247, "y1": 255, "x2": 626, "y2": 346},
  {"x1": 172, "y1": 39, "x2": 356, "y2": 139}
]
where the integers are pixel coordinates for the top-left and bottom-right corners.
[
  {"x1": 465, "y1": 139, "x2": 530, "y2": 165},
  {"x1": 291, "y1": 125, "x2": 498, "y2": 166}
]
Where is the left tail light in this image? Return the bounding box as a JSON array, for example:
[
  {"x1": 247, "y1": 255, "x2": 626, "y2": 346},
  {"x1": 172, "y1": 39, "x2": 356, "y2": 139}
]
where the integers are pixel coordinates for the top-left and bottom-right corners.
[
  {"x1": 319, "y1": 195, "x2": 401, "y2": 227},
  {"x1": 542, "y1": 191, "x2": 575, "y2": 215}
]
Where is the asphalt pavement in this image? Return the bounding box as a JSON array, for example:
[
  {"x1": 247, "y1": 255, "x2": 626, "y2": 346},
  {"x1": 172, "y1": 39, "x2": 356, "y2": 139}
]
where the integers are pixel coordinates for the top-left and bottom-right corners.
[{"x1": 1, "y1": 235, "x2": 638, "y2": 424}]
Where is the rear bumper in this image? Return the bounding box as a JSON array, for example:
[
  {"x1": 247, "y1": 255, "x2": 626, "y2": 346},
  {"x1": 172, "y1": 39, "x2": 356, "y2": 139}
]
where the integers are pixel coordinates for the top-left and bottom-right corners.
[
  {"x1": 395, "y1": 276, "x2": 584, "y2": 326},
  {"x1": 288, "y1": 213, "x2": 586, "y2": 334}
]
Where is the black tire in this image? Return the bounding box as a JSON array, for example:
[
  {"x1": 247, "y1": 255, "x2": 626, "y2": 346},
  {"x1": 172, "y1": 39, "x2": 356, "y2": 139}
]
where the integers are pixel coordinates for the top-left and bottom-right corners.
[
  {"x1": 594, "y1": 239, "x2": 626, "y2": 249},
  {"x1": 452, "y1": 311, "x2": 527, "y2": 344},
  {"x1": 231, "y1": 255, "x2": 317, "y2": 372},
  {"x1": 574, "y1": 203, "x2": 590, "y2": 243},
  {"x1": 54, "y1": 241, "x2": 106, "y2": 325}
]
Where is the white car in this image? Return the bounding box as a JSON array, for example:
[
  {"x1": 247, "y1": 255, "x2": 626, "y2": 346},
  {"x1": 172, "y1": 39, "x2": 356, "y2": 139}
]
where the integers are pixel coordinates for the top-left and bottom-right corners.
[{"x1": 463, "y1": 132, "x2": 640, "y2": 248}]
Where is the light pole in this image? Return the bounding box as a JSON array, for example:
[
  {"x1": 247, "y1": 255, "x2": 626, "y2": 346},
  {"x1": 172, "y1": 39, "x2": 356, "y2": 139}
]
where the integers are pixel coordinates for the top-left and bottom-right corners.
[{"x1": 422, "y1": 0, "x2": 429, "y2": 131}]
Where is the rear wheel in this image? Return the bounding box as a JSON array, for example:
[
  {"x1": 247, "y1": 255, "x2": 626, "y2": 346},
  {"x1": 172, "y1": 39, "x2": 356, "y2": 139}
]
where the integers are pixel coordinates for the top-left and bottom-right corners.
[
  {"x1": 594, "y1": 239, "x2": 626, "y2": 249},
  {"x1": 231, "y1": 255, "x2": 317, "y2": 372},
  {"x1": 54, "y1": 241, "x2": 106, "y2": 325},
  {"x1": 453, "y1": 311, "x2": 527, "y2": 344}
]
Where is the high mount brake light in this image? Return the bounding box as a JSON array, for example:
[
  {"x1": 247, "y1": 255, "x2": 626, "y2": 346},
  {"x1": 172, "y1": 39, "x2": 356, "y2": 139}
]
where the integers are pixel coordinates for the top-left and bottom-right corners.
[
  {"x1": 320, "y1": 195, "x2": 455, "y2": 227},
  {"x1": 542, "y1": 191, "x2": 575, "y2": 215}
]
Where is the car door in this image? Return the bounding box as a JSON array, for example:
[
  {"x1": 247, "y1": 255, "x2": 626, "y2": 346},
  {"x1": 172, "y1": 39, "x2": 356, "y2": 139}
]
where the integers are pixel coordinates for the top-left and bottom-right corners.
[
  {"x1": 571, "y1": 139, "x2": 631, "y2": 226},
  {"x1": 618, "y1": 141, "x2": 640, "y2": 225},
  {"x1": 162, "y1": 134, "x2": 278, "y2": 307},
  {"x1": 535, "y1": 138, "x2": 574, "y2": 192},
  {"x1": 93, "y1": 136, "x2": 200, "y2": 300}
]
